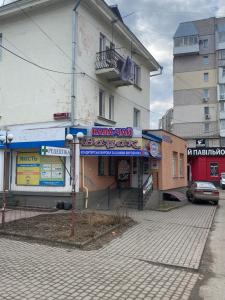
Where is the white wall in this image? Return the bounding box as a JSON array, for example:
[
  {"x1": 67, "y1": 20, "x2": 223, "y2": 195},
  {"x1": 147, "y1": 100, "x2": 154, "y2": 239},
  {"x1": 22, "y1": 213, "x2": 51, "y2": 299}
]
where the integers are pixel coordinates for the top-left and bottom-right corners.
[{"x1": 0, "y1": 0, "x2": 151, "y2": 129}]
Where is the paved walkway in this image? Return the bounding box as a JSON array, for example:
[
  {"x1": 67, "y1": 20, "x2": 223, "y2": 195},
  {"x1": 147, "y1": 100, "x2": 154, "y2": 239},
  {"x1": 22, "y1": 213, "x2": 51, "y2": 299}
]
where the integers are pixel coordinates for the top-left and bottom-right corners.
[{"x1": 0, "y1": 203, "x2": 217, "y2": 300}]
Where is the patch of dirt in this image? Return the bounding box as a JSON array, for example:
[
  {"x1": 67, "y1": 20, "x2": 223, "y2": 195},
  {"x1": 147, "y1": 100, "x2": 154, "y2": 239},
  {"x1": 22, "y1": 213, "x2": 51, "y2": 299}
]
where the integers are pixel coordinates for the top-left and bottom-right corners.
[{"x1": 0, "y1": 212, "x2": 136, "y2": 250}]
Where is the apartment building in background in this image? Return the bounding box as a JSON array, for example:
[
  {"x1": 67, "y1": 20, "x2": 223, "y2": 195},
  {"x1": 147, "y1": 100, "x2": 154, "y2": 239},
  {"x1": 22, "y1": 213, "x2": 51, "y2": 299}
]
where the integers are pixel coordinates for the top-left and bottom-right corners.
[{"x1": 173, "y1": 17, "x2": 225, "y2": 182}]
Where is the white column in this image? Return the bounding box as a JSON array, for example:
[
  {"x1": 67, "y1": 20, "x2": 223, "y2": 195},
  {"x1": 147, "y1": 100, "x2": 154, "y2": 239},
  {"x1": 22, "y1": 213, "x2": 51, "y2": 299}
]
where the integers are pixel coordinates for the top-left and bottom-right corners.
[{"x1": 75, "y1": 138, "x2": 80, "y2": 192}]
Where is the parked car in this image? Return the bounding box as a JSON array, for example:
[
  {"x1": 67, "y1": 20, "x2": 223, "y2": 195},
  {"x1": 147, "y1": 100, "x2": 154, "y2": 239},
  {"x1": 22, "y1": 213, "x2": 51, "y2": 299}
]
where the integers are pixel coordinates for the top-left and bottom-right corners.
[
  {"x1": 220, "y1": 173, "x2": 225, "y2": 189},
  {"x1": 186, "y1": 181, "x2": 219, "y2": 205}
]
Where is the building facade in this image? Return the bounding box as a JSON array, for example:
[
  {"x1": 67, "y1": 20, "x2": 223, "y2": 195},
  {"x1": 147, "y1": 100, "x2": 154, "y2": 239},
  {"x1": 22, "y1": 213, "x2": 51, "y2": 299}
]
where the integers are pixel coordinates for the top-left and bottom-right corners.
[
  {"x1": 173, "y1": 17, "x2": 225, "y2": 182},
  {"x1": 0, "y1": 0, "x2": 161, "y2": 208}
]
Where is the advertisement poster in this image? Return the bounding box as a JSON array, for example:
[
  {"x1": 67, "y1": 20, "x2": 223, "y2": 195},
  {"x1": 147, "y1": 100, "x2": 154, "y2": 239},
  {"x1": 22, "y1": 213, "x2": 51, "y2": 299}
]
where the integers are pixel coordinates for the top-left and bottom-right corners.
[
  {"x1": 39, "y1": 156, "x2": 64, "y2": 186},
  {"x1": 16, "y1": 153, "x2": 65, "y2": 186},
  {"x1": 16, "y1": 153, "x2": 40, "y2": 186}
]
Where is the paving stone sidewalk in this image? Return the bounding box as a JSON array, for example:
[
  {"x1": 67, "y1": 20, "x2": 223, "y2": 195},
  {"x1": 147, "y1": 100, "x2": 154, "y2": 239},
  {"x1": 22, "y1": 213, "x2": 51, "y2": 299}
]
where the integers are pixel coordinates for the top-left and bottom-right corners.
[
  {"x1": 99, "y1": 204, "x2": 217, "y2": 270},
  {"x1": 0, "y1": 204, "x2": 217, "y2": 299}
]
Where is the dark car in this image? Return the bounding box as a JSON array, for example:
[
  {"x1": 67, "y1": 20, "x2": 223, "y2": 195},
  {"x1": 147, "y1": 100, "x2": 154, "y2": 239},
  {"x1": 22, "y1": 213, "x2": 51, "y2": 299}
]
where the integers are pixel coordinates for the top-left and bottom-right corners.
[{"x1": 186, "y1": 181, "x2": 219, "y2": 205}]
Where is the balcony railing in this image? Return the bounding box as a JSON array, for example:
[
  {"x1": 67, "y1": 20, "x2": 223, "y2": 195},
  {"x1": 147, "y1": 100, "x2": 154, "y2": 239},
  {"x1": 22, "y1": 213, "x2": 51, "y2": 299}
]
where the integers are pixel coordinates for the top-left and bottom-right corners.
[
  {"x1": 96, "y1": 49, "x2": 124, "y2": 71},
  {"x1": 95, "y1": 49, "x2": 134, "y2": 87}
]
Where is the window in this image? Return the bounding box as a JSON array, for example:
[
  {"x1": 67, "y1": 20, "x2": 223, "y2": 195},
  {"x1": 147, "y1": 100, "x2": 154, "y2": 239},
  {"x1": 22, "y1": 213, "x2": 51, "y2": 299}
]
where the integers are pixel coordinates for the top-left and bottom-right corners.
[
  {"x1": 99, "y1": 33, "x2": 106, "y2": 52},
  {"x1": 218, "y1": 49, "x2": 225, "y2": 60},
  {"x1": 174, "y1": 35, "x2": 198, "y2": 47},
  {"x1": 203, "y1": 72, "x2": 209, "y2": 82},
  {"x1": 203, "y1": 88, "x2": 209, "y2": 99},
  {"x1": 219, "y1": 84, "x2": 225, "y2": 99},
  {"x1": 172, "y1": 152, "x2": 178, "y2": 177},
  {"x1": 200, "y1": 39, "x2": 208, "y2": 48},
  {"x1": 220, "y1": 102, "x2": 225, "y2": 111},
  {"x1": 179, "y1": 154, "x2": 184, "y2": 177},
  {"x1": 134, "y1": 64, "x2": 141, "y2": 87},
  {"x1": 218, "y1": 32, "x2": 225, "y2": 43},
  {"x1": 210, "y1": 162, "x2": 218, "y2": 177},
  {"x1": 108, "y1": 157, "x2": 115, "y2": 176},
  {"x1": 220, "y1": 120, "x2": 225, "y2": 130},
  {"x1": 222, "y1": 67, "x2": 225, "y2": 77},
  {"x1": 133, "y1": 108, "x2": 140, "y2": 127},
  {"x1": 220, "y1": 137, "x2": 225, "y2": 147},
  {"x1": 98, "y1": 157, "x2": 105, "y2": 176},
  {"x1": 204, "y1": 106, "x2": 209, "y2": 115},
  {"x1": 99, "y1": 89, "x2": 105, "y2": 117},
  {"x1": 109, "y1": 95, "x2": 114, "y2": 120},
  {"x1": 203, "y1": 55, "x2": 209, "y2": 65},
  {"x1": 204, "y1": 123, "x2": 209, "y2": 132}
]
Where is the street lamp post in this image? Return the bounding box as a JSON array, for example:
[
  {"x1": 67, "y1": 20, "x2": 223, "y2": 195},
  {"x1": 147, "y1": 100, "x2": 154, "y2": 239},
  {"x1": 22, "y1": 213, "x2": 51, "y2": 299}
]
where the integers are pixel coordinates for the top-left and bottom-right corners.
[
  {"x1": 0, "y1": 132, "x2": 13, "y2": 228},
  {"x1": 66, "y1": 132, "x2": 84, "y2": 237}
]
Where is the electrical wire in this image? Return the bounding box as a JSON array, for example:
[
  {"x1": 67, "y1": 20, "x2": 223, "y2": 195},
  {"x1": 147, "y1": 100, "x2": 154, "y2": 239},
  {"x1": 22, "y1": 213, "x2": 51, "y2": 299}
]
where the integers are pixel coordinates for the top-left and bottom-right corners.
[{"x1": 0, "y1": 44, "x2": 85, "y2": 75}]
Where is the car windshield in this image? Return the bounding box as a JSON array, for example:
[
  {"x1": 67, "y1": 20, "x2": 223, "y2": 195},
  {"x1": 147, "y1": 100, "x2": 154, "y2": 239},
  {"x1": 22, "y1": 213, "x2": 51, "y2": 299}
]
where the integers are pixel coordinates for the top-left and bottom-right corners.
[
  {"x1": 221, "y1": 174, "x2": 225, "y2": 179},
  {"x1": 197, "y1": 182, "x2": 216, "y2": 189}
]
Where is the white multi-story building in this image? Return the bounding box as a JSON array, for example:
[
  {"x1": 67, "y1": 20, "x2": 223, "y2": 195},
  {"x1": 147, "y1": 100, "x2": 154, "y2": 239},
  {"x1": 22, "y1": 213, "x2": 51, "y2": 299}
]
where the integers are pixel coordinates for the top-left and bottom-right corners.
[{"x1": 0, "y1": 0, "x2": 161, "y2": 208}]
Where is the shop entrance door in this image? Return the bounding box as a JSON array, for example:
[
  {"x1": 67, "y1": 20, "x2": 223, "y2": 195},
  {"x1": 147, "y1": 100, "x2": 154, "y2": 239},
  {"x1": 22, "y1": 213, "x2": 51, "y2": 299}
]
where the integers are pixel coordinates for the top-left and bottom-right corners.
[{"x1": 117, "y1": 158, "x2": 131, "y2": 188}]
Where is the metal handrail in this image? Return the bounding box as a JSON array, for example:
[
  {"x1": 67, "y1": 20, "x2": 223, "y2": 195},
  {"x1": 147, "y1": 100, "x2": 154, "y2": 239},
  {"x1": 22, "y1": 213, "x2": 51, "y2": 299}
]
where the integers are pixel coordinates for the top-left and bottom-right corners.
[{"x1": 96, "y1": 49, "x2": 125, "y2": 71}]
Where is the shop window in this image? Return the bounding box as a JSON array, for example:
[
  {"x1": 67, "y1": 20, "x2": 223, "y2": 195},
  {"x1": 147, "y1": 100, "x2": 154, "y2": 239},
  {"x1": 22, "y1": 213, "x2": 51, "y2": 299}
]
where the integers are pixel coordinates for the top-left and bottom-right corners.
[
  {"x1": 16, "y1": 152, "x2": 65, "y2": 186},
  {"x1": 98, "y1": 157, "x2": 105, "y2": 176},
  {"x1": 172, "y1": 151, "x2": 178, "y2": 177},
  {"x1": 210, "y1": 162, "x2": 218, "y2": 177},
  {"x1": 108, "y1": 157, "x2": 115, "y2": 176},
  {"x1": 179, "y1": 154, "x2": 184, "y2": 177}
]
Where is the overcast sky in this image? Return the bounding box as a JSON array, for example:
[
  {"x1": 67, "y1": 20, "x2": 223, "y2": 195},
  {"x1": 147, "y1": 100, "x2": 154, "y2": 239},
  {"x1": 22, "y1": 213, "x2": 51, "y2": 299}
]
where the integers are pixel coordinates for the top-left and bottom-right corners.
[
  {"x1": 1, "y1": 0, "x2": 225, "y2": 128},
  {"x1": 106, "y1": 0, "x2": 225, "y2": 128}
]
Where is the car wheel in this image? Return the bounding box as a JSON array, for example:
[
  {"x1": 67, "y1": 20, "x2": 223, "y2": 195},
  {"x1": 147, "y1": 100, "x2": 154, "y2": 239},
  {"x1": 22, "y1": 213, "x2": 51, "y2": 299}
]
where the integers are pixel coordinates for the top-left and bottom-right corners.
[
  {"x1": 213, "y1": 201, "x2": 218, "y2": 205},
  {"x1": 190, "y1": 195, "x2": 195, "y2": 203}
]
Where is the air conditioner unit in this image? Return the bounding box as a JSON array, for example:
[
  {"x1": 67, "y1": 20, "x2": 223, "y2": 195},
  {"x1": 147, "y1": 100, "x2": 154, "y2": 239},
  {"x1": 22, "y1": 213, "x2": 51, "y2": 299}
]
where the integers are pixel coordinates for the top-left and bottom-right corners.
[
  {"x1": 203, "y1": 97, "x2": 209, "y2": 102},
  {"x1": 205, "y1": 114, "x2": 210, "y2": 119}
]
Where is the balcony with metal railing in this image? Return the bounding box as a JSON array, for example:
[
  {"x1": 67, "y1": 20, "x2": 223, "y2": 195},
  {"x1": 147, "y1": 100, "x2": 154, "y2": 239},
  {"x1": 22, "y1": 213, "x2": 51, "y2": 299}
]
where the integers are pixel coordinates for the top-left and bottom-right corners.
[{"x1": 95, "y1": 49, "x2": 134, "y2": 87}]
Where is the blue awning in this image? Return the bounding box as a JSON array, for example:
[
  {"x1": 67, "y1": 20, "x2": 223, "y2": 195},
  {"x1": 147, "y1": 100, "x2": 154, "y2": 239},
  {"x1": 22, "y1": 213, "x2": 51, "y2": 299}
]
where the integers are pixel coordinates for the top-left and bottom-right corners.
[
  {"x1": 142, "y1": 132, "x2": 162, "y2": 143},
  {"x1": 9, "y1": 140, "x2": 65, "y2": 149}
]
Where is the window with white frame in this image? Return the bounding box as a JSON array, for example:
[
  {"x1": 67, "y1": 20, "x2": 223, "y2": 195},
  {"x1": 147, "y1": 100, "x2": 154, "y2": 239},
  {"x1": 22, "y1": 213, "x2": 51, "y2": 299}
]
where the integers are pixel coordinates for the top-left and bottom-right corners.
[
  {"x1": 203, "y1": 88, "x2": 209, "y2": 99},
  {"x1": 203, "y1": 72, "x2": 209, "y2": 82},
  {"x1": 203, "y1": 55, "x2": 209, "y2": 65},
  {"x1": 220, "y1": 102, "x2": 225, "y2": 111},
  {"x1": 222, "y1": 67, "x2": 225, "y2": 77},
  {"x1": 218, "y1": 32, "x2": 225, "y2": 43},
  {"x1": 109, "y1": 95, "x2": 114, "y2": 120},
  {"x1": 172, "y1": 152, "x2": 178, "y2": 177},
  {"x1": 221, "y1": 119, "x2": 225, "y2": 130},
  {"x1": 200, "y1": 39, "x2": 208, "y2": 48},
  {"x1": 219, "y1": 84, "x2": 225, "y2": 100},
  {"x1": 134, "y1": 64, "x2": 141, "y2": 87},
  {"x1": 99, "y1": 33, "x2": 106, "y2": 52},
  {"x1": 133, "y1": 108, "x2": 140, "y2": 127},
  {"x1": 99, "y1": 89, "x2": 105, "y2": 117},
  {"x1": 204, "y1": 106, "x2": 209, "y2": 115},
  {"x1": 204, "y1": 123, "x2": 209, "y2": 133},
  {"x1": 174, "y1": 35, "x2": 198, "y2": 47},
  {"x1": 218, "y1": 49, "x2": 225, "y2": 60},
  {"x1": 179, "y1": 153, "x2": 184, "y2": 177}
]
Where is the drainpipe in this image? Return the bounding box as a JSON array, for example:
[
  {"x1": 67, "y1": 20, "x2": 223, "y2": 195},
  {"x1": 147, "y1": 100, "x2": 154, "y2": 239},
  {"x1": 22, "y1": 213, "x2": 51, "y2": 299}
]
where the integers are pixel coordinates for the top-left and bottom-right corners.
[
  {"x1": 71, "y1": 0, "x2": 82, "y2": 126},
  {"x1": 150, "y1": 66, "x2": 163, "y2": 77},
  {"x1": 81, "y1": 157, "x2": 89, "y2": 208}
]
